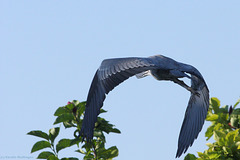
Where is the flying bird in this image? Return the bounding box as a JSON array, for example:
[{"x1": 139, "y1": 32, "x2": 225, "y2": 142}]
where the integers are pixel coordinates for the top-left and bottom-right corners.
[{"x1": 80, "y1": 55, "x2": 209, "y2": 158}]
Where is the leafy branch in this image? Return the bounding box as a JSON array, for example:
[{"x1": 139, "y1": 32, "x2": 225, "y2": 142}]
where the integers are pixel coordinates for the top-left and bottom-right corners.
[{"x1": 28, "y1": 100, "x2": 120, "y2": 160}]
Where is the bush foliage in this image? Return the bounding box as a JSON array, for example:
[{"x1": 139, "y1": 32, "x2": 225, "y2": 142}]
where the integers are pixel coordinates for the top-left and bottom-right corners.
[{"x1": 28, "y1": 100, "x2": 120, "y2": 160}]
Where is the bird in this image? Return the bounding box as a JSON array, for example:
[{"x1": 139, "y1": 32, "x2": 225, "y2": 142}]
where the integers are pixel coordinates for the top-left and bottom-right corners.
[{"x1": 80, "y1": 55, "x2": 209, "y2": 158}]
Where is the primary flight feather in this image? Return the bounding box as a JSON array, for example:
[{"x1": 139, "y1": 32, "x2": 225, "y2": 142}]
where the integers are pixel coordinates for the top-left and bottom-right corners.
[{"x1": 80, "y1": 55, "x2": 209, "y2": 158}]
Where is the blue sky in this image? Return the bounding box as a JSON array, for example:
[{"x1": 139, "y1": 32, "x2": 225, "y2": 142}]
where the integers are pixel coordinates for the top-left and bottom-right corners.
[{"x1": 1, "y1": 1, "x2": 240, "y2": 159}]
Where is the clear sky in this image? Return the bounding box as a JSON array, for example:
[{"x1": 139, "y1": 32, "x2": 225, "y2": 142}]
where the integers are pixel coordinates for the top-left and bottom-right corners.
[{"x1": 1, "y1": 1, "x2": 240, "y2": 160}]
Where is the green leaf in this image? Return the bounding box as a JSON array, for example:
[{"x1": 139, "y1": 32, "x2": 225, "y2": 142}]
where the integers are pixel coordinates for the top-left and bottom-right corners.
[
  {"x1": 208, "y1": 152, "x2": 221, "y2": 159},
  {"x1": 76, "y1": 149, "x2": 86, "y2": 154},
  {"x1": 78, "y1": 101, "x2": 86, "y2": 108},
  {"x1": 230, "y1": 113, "x2": 239, "y2": 128},
  {"x1": 205, "y1": 124, "x2": 214, "y2": 140},
  {"x1": 56, "y1": 139, "x2": 72, "y2": 153},
  {"x1": 213, "y1": 130, "x2": 226, "y2": 142},
  {"x1": 211, "y1": 97, "x2": 220, "y2": 113},
  {"x1": 206, "y1": 143, "x2": 213, "y2": 147},
  {"x1": 94, "y1": 130, "x2": 104, "y2": 138},
  {"x1": 226, "y1": 129, "x2": 239, "y2": 146},
  {"x1": 110, "y1": 128, "x2": 121, "y2": 134},
  {"x1": 47, "y1": 155, "x2": 59, "y2": 160},
  {"x1": 27, "y1": 130, "x2": 49, "y2": 141},
  {"x1": 83, "y1": 154, "x2": 94, "y2": 160},
  {"x1": 219, "y1": 112, "x2": 229, "y2": 122},
  {"x1": 100, "y1": 109, "x2": 107, "y2": 114},
  {"x1": 95, "y1": 117, "x2": 120, "y2": 135},
  {"x1": 222, "y1": 105, "x2": 229, "y2": 113},
  {"x1": 70, "y1": 136, "x2": 81, "y2": 146},
  {"x1": 206, "y1": 114, "x2": 219, "y2": 121},
  {"x1": 54, "y1": 107, "x2": 69, "y2": 116},
  {"x1": 197, "y1": 152, "x2": 209, "y2": 159},
  {"x1": 60, "y1": 158, "x2": 78, "y2": 160},
  {"x1": 223, "y1": 146, "x2": 233, "y2": 155},
  {"x1": 213, "y1": 123, "x2": 222, "y2": 131},
  {"x1": 72, "y1": 100, "x2": 80, "y2": 106},
  {"x1": 106, "y1": 146, "x2": 119, "y2": 158},
  {"x1": 184, "y1": 153, "x2": 197, "y2": 160},
  {"x1": 49, "y1": 127, "x2": 60, "y2": 143},
  {"x1": 77, "y1": 102, "x2": 86, "y2": 116},
  {"x1": 98, "y1": 146, "x2": 119, "y2": 159},
  {"x1": 213, "y1": 146, "x2": 221, "y2": 151},
  {"x1": 66, "y1": 103, "x2": 75, "y2": 110},
  {"x1": 54, "y1": 113, "x2": 75, "y2": 125},
  {"x1": 234, "y1": 98, "x2": 240, "y2": 109},
  {"x1": 31, "y1": 140, "x2": 51, "y2": 153},
  {"x1": 81, "y1": 141, "x2": 93, "y2": 150},
  {"x1": 37, "y1": 151, "x2": 55, "y2": 159},
  {"x1": 63, "y1": 121, "x2": 76, "y2": 128}
]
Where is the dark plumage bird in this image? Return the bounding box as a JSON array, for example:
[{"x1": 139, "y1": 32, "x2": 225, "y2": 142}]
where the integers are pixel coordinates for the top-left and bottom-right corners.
[{"x1": 80, "y1": 55, "x2": 209, "y2": 158}]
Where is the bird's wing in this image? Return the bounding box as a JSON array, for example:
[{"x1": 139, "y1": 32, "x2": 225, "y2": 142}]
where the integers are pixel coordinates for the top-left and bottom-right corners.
[
  {"x1": 135, "y1": 70, "x2": 152, "y2": 79},
  {"x1": 80, "y1": 57, "x2": 156, "y2": 141},
  {"x1": 176, "y1": 76, "x2": 209, "y2": 158}
]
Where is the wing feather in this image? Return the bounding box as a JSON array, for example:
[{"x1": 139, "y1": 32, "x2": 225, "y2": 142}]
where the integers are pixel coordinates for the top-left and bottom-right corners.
[
  {"x1": 80, "y1": 57, "x2": 156, "y2": 141},
  {"x1": 176, "y1": 84, "x2": 209, "y2": 158}
]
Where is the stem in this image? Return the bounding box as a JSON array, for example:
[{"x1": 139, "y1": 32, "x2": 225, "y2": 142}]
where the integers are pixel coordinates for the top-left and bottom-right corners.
[
  {"x1": 92, "y1": 142, "x2": 98, "y2": 160},
  {"x1": 50, "y1": 142, "x2": 58, "y2": 158}
]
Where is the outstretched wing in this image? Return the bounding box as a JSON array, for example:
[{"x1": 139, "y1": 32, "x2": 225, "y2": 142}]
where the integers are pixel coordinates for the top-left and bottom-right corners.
[
  {"x1": 176, "y1": 76, "x2": 209, "y2": 158},
  {"x1": 80, "y1": 57, "x2": 156, "y2": 141}
]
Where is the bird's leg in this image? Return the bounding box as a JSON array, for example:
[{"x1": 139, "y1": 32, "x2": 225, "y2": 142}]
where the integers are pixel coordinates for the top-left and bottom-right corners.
[{"x1": 173, "y1": 78, "x2": 200, "y2": 96}]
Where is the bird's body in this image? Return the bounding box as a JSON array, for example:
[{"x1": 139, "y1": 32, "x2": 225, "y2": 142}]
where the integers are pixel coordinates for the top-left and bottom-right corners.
[{"x1": 80, "y1": 55, "x2": 209, "y2": 158}]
